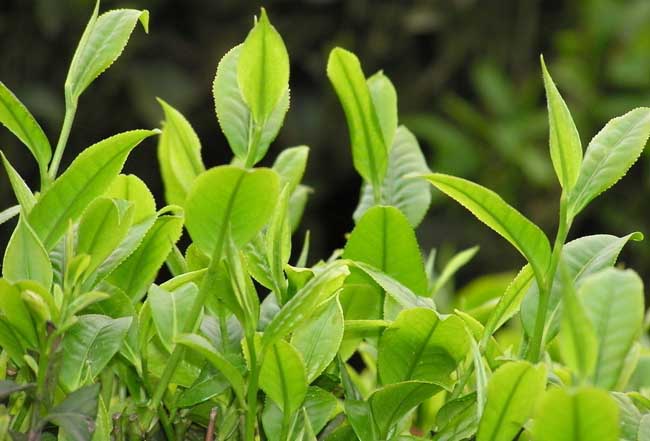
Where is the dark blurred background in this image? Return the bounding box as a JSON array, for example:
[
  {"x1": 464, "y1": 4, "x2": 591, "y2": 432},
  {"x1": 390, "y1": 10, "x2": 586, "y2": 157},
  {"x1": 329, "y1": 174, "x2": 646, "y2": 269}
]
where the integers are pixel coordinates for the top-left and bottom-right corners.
[{"x1": 1, "y1": 0, "x2": 649, "y2": 289}]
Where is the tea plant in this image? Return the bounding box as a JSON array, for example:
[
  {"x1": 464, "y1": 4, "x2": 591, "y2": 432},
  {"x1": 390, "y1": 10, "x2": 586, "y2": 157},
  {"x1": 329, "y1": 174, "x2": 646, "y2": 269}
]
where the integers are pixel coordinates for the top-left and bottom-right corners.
[{"x1": 0, "y1": 3, "x2": 649, "y2": 441}]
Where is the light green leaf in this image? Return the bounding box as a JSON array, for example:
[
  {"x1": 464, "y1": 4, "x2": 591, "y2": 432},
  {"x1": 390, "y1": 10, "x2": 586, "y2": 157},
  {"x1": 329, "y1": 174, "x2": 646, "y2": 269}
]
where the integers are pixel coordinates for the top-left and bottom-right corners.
[
  {"x1": 579, "y1": 268, "x2": 644, "y2": 390},
  {"x1": 432, "y1": 246, "x2": 479, "y2": 296},
  {"x1": 185, "y1": 165, "x2": 280, "y2": 255},
  {"x1": 60, "y1": 315, "x2": 131, "y2": 391},
  {"x1": 378, "y1": 308, "x2": 468, "y2": 386},
  {"x1": 224, "y1": 235, "x2": 259, "y2": 332},
  {"x1": 424, "y1": 173, "x2": 551, "y2": 280},
  {"x1": 559, "y1": 267, "x2": 598, "y2": 379},
  {"x1": 157, "y1": 99, "x2": 205, "y2": 206},
  {"x1": 327, "y1": 47, "x2": 387, "y2": 190},
  {"x1": 292, "y1": 296, "x2": 344, "y2": 382},
  {"x1": 106, "y1": 210, "x2": 184, "y2": 301},
  {"x1": 260, "y1": 339, "x2": 308, "y2": 415},
  {"x1": 105, "y1": 174, "x2": 156, "y2": 224},
  {"x1": 521, "y1": 233, "x2": 643, "y2": 343},
  {"x1": 531, "y1": 387, "x2": 619, "y2": 441},
  {"x1": 65, "y1": 5, "x2": 149, "y2": 102},
  {"x1": 433, "y1": 393, "x2": 478, "y2": 441},
  {"x1": 0, "y1": 205, "x2": 20, "y2": 226},
  {"x1": 148, "y1": 283, "x2": 199, "y2": 352},
  {"x1": 540, "y1": 56, "x2": 582, "y2": 191},
  {"x1": 354, "y1": 126, "x2": 431, "y2": 227},
  {"x1": 237, "y1": 8, "x2": 289, "y2": 125},
  {"x1": 272, "y1": 146, "x2": 310, "y2": 194},
  {"x1": 213, "y1": 45, "x2": 289, "y2": 164},
  {"x1": 568, "y1": 107, "x2": 650, "y2": 217},
  {"x1": 3, "y1": 216, "x2": 52, "y2": 289},
  {"x1": 369, "y1": 381, "x2": 441, "y2": 439},
  {"x1": 28, "y1": 130, "x2": 157, "y2": 250},
  {"x1": 76, "y1": 197, "x2": 134, "y2": 276},
  {"x1": 367, "y1": 71, "x2": 398, "y2": 150},
  {"x1": 0, "y1": 152, "x2": 36, "y2": 213},
  {"x1": 266, "y1": 186, "x2": 291, "y2": 300},
  {"x1": 176, "y1": 333, "x2": 246, "y2": 405},
  {"x1": 476, "y1": 361, "x2": 546, "y2": 441},
  {"x1": 0, "y1": 82, "x2": 51, "y2": 178},
  {"x1": 344, "y1": 205, "x2": 428, "y2": 296},
  {"x1": 262, "y1": 261, "x2": 349, "y2": 350},
  {"x1": 639, "y1": 415, "x2": 650, "y2": 441},
  {"x1": 0, "y1": 279, "x2": 37, "y2": 349}
]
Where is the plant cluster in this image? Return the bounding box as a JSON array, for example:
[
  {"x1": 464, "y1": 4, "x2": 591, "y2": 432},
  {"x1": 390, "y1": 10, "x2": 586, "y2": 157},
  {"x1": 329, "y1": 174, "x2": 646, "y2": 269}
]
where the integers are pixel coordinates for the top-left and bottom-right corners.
[{"x1": 0, "y1": 4, "x2": 649, "y2": 441}]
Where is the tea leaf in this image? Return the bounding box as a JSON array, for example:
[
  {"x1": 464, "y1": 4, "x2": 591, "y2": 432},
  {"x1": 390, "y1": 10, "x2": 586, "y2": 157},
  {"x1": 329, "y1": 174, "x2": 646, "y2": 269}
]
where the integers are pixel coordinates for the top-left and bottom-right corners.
[
  {"x1": 65, "y1": 5, "x2": 149, "y2": 102},
  {"x1": 344, "y1": 206, "x2": 428, "y2": 295},
  {"x1": 424, "y1": 173, "x2": 551, "y2": 279},
  {"x1": 367, "y1": 71, "x2": 398, "y2": 150},
  {"x1": 185, "y1": 166, "x2": 280, "y2": 255},
  {"x1": 541, "y1": 56, "x2": 582, "y2": 191},
  {"x1": 369, "y1": 381, "x2": 441, "y2": 439},
  {"x1": 260, "y1": 339, "x2": 307, "y2": 415},
  {"x1": 521, "y1": 232, "x2": 643, "y2": 342},
  {"x1": 559, "y1": 267, "x2": 598, "y2": 379},
  {"x1": 266, "y1": 187, "x2": 291, "y2": 300},
  {"x1": 45, "y1": 384, "x2": 100, "y2": 441},
  {"x1": 327, "y1": 48, "x2": 387, "y2": 192},
  {"x1": 0, "y1": 82, "x2": 51, "y2": 178},
  {"x1": 354, "y1": 126, "x2": 431, "y2": 227},
  {"x1": 377, "y1": 308, "x2": 468, "y2": 386},
  {"x1": 262, "y1": 261, "x2": 349, "y2": 350},
  {"x1": 105, "y1": 174, "x2": 156, "y2": 224},
  {"x1": 0, "y1": 152, "x2": 36, "y2": 212},
  {"x1": 149, "y1": 283, "x2": 199, "y2": 352},
  {"x1": 531, "y1": 387, "x2": 619, "y2": 441},
  {"x1": 76, "y1": 197, "x2": 134, "y2": 276},
  {"x1": 176, "y1": 333, "x2": 246, "y2": 404},
  {"x1": 106, "y1": 210, "x2": 184, "y2": 301},
  {"x1": 292, "y1": 296, "x2": 344, "y2": 382},
  {"x1": 272, "y1": 146, "x2": 309, "y2": 194},
  {"x1": 476, "y1": 361, "x2": 546, "y2": 441},
  {"x1": 568, "y1": 107, "x2": 650, "y2": 217},
  {"x1": 213, "y1": 45, "x2": 289, "y2": 164},
  {"x1": 0, "y1": 279, "x2": 37, "y2": 349},
  {"x1": 237, "y1": 9, "x2": 289, "y2": 125},
  {"x1": 157, "y1": 99, "x2": 205, "y2": 206},
  {"x1": 432, "y1": 246, "x2": 479, "y2": 296},
  {"x1": 60, "y1": 315, "x2": 132, "y2": 391},
  {"x1": 28, "y1": 129, "x2": 157, "y2": 250},
  {"x1": 3, "y1": 216, "x2": 52, "y2": 289},
  {"x1": 579, "y1": 268, "x2": 644, "y2": 390}
]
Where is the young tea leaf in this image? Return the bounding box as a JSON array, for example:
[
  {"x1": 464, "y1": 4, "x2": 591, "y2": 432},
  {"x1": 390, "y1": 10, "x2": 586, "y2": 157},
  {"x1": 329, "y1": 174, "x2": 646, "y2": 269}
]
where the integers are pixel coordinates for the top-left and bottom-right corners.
[
  {"x1": 540, "y1": 56, "x2": 582, "y2": 191},
  {"x1": 185, "y1": 165, "x2": 280, "y2": 255},
  {"x1": 568, "y1": 107, "x2": 650, "y2": 218},
  {"x1": 0, "y1": 83, "x2": 51, "y2": 180},
  {"x1": 354, "y1": 126, "x2": 431, "y2": 227},
  {"x1": 367, "y1": 71, "x2": 398, "y2": 150},
  {"x1": 327, "y1": 48, "x2": 387, "y2": 193},
  {"x1": 237, "y1": 9, "x2": 289, "y2": 125},
  {"x1": 65, "y1": 6, "x2": 149, "y2": 102},
  {"x1": 423, "y1": 173, "x2": 551, "y2": 280},
  {"x1": 0, "y1": 279, "x2": 38, "y2": 349},
  {"x1": 157, "y1": 99, "x2": 205, "y2": 206},
  {"x1": 260, "y1": 339, "x2": 308, "y2": 416},
  {"x1": 0, "y1": 152, "x2": 36, "y2": 212},
  {"x1": 532, "y1": 387, "x2": 619, "y2": 441},
  {"x1": 476, "y1": 361, "x2": 546, "y2": 441},
  {"x1": 148, "y1": 283, "x2": 199, "y2": 352},
  {"x1": 105, "y1": 174, "x2": 157, "y2": 223},
  {"x1": 28, "y1": 130, "x2": 158, "y2": 250},
  {"x1": 2, "y1": 216, "x2": 52, "y2": 289}
]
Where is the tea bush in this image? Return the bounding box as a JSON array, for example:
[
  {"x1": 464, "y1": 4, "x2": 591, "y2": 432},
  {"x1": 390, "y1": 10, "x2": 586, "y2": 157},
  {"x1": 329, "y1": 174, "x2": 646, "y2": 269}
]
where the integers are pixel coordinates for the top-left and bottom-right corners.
[{"x1": 0, "y1": 4, "x2": 649, "y2": 441}]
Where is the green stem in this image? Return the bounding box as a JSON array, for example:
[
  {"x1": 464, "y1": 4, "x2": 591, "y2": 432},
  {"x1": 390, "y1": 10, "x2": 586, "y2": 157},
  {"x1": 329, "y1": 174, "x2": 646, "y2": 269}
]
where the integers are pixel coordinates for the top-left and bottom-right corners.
[
  {"x1": 47, "y1": 100, "x2": 77, "y2": 184},
  {"x1": 143, "y1": 233, "x2": 227, "y2": 431},
  {"x1": 244, "y1": 124, "x2": 262, "y2": 169},
  {"x1": 527, "y1": 196, "x2": 570, "y2": 362},
  {"x1": 244, "y1": 334, "x2": 260, "y2": 441}
]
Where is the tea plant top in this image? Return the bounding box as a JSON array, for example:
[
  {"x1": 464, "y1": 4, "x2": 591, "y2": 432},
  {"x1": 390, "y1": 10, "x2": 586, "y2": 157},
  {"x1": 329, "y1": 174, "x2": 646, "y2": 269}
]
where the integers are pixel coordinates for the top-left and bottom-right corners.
[{"x1": 0, "y1": 3, "x2": 649, "y2": 441}]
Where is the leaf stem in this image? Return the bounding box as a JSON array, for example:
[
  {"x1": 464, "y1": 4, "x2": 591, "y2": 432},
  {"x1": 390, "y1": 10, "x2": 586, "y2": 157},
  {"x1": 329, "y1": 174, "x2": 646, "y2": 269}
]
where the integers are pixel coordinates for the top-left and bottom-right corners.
[
  {"x1": 527, "y1": 195, "x2": 570, "y2": 362},
  {"x1": 47, "y1": 99, "x2": 77, "y2": 185},
  {"x1": 244, "y1": 123, "x2": 263, "y2": 168}
]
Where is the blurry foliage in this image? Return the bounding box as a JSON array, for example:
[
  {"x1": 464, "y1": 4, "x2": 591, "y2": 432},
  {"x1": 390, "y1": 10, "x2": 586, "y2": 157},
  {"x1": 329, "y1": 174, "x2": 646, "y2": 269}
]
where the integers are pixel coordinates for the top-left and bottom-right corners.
[{"x1": 0, "y1": 0, "x2": 649, "y2": 286}]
